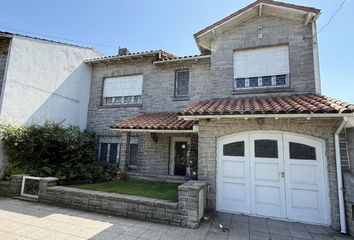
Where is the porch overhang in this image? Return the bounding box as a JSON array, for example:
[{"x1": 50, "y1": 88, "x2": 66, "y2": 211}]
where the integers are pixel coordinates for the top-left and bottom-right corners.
[
  {"x1": 177, "y1": 95, "x2": 354, "y2": 128},
  {"x1": 110, "y1": 112, "x2": 198, "y2": 133}
]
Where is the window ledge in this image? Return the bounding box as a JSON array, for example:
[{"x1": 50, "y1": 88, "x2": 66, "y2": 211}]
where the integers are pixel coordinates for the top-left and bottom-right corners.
[
  {"x1": 233, "y1": 87, "x2": 293, "y2": 95},
  {"x1": 99, "y1": 104, "x2": 142, "y2": 109},
  {"x1": 173, "y1": 97, "x2": 190, "y2": 101}
]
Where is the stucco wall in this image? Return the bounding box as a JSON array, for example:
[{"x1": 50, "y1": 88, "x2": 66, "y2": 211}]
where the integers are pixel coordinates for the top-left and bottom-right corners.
[
  {"x1": 197, "y1": 117, "x2": 343, "y2": 229},
  {"x1": 0, "y1": 35, "x2": 101, "y2": 129},
  {"x1": 210, "y1": 14, "x2": 316, "y2": 97}
]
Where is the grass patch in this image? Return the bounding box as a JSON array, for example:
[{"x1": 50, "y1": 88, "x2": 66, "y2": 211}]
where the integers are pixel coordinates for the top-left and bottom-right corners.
[{"x1": 69, "y1": 180, "x2": 180, "y2": 201}]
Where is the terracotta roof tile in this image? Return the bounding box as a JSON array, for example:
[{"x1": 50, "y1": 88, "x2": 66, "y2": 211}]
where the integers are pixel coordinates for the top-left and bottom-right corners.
[
  {"x1": 178, "y1": 95, "x2": 354, "y2": 116},
  {"x1": 111, "y1": 112, "x2": 197, "y2": 131}
]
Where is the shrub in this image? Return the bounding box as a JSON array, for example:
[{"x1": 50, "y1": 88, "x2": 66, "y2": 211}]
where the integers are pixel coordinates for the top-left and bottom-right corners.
[{"x1": 1, "y1": 123, "x2": 117, "y2": 181}]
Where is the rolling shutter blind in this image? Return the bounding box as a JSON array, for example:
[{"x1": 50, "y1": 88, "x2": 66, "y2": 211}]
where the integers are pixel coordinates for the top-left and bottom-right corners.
[
  {"x1": 234, "y1": 45, "x2": 289, "y2": 79},
  {"x1": 103, "y1": 75, "x2": 143, "y2": 97}
]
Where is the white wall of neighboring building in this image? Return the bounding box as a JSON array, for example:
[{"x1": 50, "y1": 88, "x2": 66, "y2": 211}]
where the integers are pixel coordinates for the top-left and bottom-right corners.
[{"x1": 0, "y1": 35, "x2": 101, "y2": 129}]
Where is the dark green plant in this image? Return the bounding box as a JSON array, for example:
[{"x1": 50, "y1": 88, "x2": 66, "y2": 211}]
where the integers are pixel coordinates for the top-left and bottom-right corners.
[{"x1": 1, "y1": 122, "x2": 117, "y2": 181}]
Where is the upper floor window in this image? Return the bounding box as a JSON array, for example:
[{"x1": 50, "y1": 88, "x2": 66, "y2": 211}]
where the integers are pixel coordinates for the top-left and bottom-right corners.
[
  {"x1": 102, "y1": 75, "x2": 143, "y2": 105},
  {"x1": 175, "y1": 70, "x2": 189, "y2": 97},
  {"x1": 233, "y1": 45, "x2": 290, "y2": 91}
]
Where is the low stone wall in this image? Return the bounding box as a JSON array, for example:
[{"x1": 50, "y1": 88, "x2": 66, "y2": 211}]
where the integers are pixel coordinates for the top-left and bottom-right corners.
[
  {"x1": 1, "y1": 175, "x2": 208, "y2": 228},
  {"x1": 39, "y1": 180, "x2": 207, "y2": 228}
]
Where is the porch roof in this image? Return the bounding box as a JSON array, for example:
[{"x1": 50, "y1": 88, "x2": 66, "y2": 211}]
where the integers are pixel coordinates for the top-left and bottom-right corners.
[
  {"x1": 111, "y1": 112, "x2": 198, "y2": 132},
  {"x1": 178, "y1": 95, "x2": 354, "y2": 117}
]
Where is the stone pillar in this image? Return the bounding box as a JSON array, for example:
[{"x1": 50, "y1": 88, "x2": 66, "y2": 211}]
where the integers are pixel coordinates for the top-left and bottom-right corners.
[
  {"x1": 9, "y1": 174, "x2": 26, "y2": 196},
  {"x1": 38, "y1": 177, "x2": 58, "y2": 198},
  {"x1": 178, "y1": 180, "x2": 208, "y2": 228},
  {"x1": 119, "y1": 132, "x2": 131, "y2": 172},
  {"x1": 0, "y1": 132, "x2": 8, "y2": 179},
  {"x1": 347, "y1": 128, "x2": 354, "y2": 174}
]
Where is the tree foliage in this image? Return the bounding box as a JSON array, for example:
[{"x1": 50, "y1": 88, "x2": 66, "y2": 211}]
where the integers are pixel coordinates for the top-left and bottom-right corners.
[{"x1": 1, "y1": 123, "x2": 117, "y2": 181}]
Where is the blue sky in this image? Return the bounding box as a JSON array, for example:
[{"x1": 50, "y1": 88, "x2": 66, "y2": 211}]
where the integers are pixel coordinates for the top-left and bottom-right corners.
[{"x1": 0, "y1": 0, "x2": 353, "y2": 103}]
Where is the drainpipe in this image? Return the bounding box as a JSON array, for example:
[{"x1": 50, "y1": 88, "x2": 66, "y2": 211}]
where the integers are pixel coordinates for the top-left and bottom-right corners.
[{"x1": 335, "y1": 117, "x2": 348, "y2": 234}]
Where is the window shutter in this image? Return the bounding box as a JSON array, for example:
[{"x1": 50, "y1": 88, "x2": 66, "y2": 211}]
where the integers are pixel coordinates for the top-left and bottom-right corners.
[
  {"x1": 103, "y1": 75, "x2": 143, "y2": 97},
  {"x1": 234, "y1": 46, "x2": 289, "y2": 79}
]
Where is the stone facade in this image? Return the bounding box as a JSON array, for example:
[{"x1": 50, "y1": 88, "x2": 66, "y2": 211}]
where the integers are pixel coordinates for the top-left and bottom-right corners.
[
  {"x1": 344, "y1": 172, "x2": 354, "y2": 236},
  {"x1": 210, "y1": 14, "x2": 317, "y2": 98},
  {"x1": 197, "y1": 117, "x2": 344, "y2": 230}
]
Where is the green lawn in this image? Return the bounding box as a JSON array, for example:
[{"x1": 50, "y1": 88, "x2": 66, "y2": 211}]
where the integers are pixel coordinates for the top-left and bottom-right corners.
[{"x1": 69, "y1": 180, "x2": 180, "y2": 201}]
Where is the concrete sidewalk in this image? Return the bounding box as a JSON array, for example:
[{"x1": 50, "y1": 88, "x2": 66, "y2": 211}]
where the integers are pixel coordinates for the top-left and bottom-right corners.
[{"x1": 0, "y1": 197, "x2": 352, "y2": 240}]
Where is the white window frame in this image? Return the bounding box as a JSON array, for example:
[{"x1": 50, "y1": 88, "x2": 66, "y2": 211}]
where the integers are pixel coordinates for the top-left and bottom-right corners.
[
  {"x1": 97, "y1": 136, "x2": 121, "y2": 164},
  {"x1": 21, "y1": 176, "x2": 40, "y2": 199}
]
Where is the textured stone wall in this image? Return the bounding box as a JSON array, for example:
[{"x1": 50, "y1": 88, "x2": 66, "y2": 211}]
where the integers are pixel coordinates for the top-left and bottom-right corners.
[
  {"x1": 210, "y1": 14, "x2": 317, "y2": 97},
  {"x1": 344, "y1": 172, "x2": 354, "y2": 236},
  {"x1": 87, "y1": 57, "x2": 210, "y2": 135},
  {"x1": 197, "y1": 117, "x2": 343, "y2": 229},
  {"x1": 39, "y1": 179, "x2": 207, "y2": 228}
]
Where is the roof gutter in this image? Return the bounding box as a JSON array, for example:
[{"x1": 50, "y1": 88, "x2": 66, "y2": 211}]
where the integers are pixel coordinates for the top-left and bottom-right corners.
[
  {"x1": 110, "y1": 126, "x2": 199, "y2": 134},
  {"x1": 335, "y1": 117, "x2": 348, "y2": 234},
  {"x1": 178, "y1": 113, "x2": 354, "y2": 121},
  {"x1": 153, "y1": 55, "x2": 211, "y2": 65}
]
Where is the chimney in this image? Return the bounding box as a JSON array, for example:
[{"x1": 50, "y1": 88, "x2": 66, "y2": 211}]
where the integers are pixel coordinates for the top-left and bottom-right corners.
[{"x1": 118, "y1": 47, "x2": 130, "y2": 56}]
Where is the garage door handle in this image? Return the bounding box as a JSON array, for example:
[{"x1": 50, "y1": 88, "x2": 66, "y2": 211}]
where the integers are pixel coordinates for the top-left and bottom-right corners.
[{"x1": 279, "y1": 172, "x2": 285, "y2": 178}]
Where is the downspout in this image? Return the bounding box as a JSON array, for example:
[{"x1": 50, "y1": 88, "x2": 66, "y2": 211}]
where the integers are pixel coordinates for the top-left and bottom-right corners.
[{"x1": 335, "y1": 117, "x2": 348, "y2": 234}]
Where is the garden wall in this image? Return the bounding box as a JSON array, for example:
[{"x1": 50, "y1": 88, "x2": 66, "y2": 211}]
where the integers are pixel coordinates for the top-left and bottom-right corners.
[{"x1": 2, "y1": 175, "x2": 208, "y2": 228}]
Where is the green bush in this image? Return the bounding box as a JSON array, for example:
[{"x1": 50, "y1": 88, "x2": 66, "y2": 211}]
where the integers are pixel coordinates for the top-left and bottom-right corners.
[{"x1": 1, "y1": 123, "x2": 117, "y2": 181}]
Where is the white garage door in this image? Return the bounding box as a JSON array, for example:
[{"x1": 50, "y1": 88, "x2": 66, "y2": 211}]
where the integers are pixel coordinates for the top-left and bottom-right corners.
[{"x1": 217, "y1": 132, "x2": 330, "y2": 225}]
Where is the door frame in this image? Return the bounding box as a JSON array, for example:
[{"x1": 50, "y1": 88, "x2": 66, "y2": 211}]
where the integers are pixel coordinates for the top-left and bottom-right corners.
[
  {"x1": 216, "y1": 130, "x2": 331, "y2": 225},
  {"x1": 169, "y1": 137, "x2": 191, "y2": 176}
]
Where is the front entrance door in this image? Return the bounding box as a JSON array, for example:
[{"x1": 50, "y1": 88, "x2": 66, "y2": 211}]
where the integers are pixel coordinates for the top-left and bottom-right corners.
[
  {"x1": 217, "y1": 132, "x2": 330, "y2": 225},
  {"x1": 170, "y1": 137, "x2": 190, "y2": 176}
]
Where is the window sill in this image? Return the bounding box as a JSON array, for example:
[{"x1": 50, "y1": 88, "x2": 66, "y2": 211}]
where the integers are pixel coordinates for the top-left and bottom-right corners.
[
  {"x1": 99, "y1": 104, "x2": 142, "y2": 109},
  {"x1": 233, "y1": 87, "x2": 293, "y2": 95},
  {"x1": 173, "y1": 97, "x2": 190, "y2": 101}
]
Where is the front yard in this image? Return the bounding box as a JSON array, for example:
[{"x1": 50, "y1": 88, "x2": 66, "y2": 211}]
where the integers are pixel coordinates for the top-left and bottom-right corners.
[{"x1": 70, "y1": 180, "x2": 180, "y2": 201}]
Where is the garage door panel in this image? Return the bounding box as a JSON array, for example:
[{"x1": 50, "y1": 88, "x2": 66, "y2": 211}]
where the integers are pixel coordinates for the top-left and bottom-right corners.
[
  {"x1": 255, "y1": 185, "x2": 281, "y2": 205},
  {"x1": 255, "y1": 162, "x2": 280, "y2": 182},
  {"x1": 290, "y1": 165, "x2": 318, "y2": 185},
  {"x1": 291, "y1": 189, "x2": 319, "y2": 209},
  {"x1": 222, "y1": 182, "x2": 246, "y2": 201},
  {"x1": 223, "y1": 160, "x2": 245, "y2": 179}
]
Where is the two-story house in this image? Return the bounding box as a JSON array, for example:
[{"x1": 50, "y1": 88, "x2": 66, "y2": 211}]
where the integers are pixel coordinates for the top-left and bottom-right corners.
[{"x1": 88, "y1": 0, "x2": 354, "y2": 234}]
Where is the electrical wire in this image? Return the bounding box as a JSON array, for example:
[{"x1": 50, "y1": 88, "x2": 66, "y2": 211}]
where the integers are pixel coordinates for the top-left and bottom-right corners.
[
  {"x1": 0, "y1": 25, "x2": 116, "y2": 49},
  {"x1": 317, "y1": 0, "x2": 346, "y2": 35}
]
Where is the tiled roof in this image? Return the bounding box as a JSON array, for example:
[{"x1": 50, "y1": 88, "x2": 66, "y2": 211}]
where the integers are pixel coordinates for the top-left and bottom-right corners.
[
  {"x1": 111, "y1": 112, "x2": 198, "y2": 131},
  {"x1": 85, "y1": 50, "x2": 176, "y2": 63},
  {"x1": 194, "y1": 0, "x2": 321, "y2": 38},
  {"x1": 178, "y1": 95, "x2": 354, "y2": 116}
]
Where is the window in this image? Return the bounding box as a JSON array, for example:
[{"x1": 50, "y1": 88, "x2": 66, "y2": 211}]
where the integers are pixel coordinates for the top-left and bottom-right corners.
[
  {"x1": 128, "y1": 137, "x2": 139, "y2": 170},
  {"x1": 223, "y1": 141, "x2": 245, "y2": 157},
  {"x1": 175, "y1": 70, "x2": 189, "y2": 97},
  {"x1": 97, "y1": 136, "x2": 120, "y2": 164},
  {"x1": 289, "y1": 142, "x2": 316, "y2": 160},
  {"x1": 234, "y1": 45, "x2": 290, "y2": 90},
  {"x1": 255, "y1": 140, "x2": 278, "y2": 158},
  {"x1": 102, "y1": 75, "x2": 143, "y2": 105},
  {"x1": 236, "y1": 78, "x2": 246, "y2": 88}
]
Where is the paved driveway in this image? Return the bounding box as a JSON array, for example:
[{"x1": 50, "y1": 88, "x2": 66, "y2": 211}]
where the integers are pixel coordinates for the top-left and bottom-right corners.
[{"x1": 0, "y1": 197, "x2": 352, "y2": 240}]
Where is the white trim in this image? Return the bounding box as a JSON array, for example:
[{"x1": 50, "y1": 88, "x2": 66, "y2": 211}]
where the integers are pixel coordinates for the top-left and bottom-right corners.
[
  {"x1": 111, "y1": 128, "x2": 197, "y2": 133},
  {"x1": 216, "y1": 131, "x2": 331, "y2": 225},
  {"x1": 196, "y1": 2, "x2": 318, "y2": 39},
  {"x1": 21, "y1": 176, "x2": 40, "y2": 199},
  {"x1": 169, "y1": 137, "x2": 191, "y2": 176},
  {"x1": 179, "y1": 113, "x2": 354, "y2": 121},
  {"x1": 153, "y1": 55, "x2": 210, "y2": 65},
  {"x1": 335, "y1": 118, "x2": 348, "y2": 233},
  {"x1": 312, "y1": 21, "x2": 321, "y2": 94}
]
